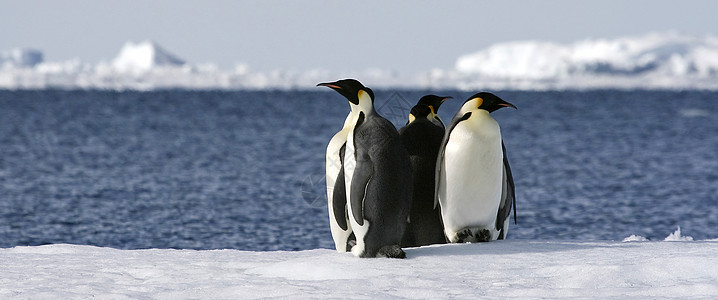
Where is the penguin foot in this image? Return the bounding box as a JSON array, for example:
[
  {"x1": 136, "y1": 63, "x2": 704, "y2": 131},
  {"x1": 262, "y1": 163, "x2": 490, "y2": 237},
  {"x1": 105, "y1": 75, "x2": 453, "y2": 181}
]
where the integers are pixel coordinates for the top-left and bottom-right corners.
[
  {"x1": 346, "y1": 239, "x2": 357, "y2": 252},
  {"x1": 475, "y1": 229, "x2": 492, "y2": 242},
  {"x1": 454, "y1": 228, "x2": 492, "y2": 243},
  {"x1": 456, "y1": 229, "x2": 473, "y2": 242},
  {"x1": 376, "y1": 245, "x2": 406, "y2": 259}
]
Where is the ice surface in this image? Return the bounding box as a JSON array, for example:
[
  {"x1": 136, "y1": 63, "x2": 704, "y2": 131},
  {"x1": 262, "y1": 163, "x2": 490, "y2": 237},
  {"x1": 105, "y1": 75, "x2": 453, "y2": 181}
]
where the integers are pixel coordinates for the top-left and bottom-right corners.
[
  {"x1": 2, "y1": 237, "x2": 717, "y2": 298},
  {"x1": 1, "y1": 32, "x2": 717, "y2": 90}
]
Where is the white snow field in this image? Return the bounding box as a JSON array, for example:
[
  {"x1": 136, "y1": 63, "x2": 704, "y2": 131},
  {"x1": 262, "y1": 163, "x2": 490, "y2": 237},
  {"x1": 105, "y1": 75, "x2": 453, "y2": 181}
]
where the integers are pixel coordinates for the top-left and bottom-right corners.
[
  {"x1": 1, "y1": 229, "x2": 717, "y2": 299},
  {"x1": 2, "y1": 32, "x2": 718, "y2": 90}
]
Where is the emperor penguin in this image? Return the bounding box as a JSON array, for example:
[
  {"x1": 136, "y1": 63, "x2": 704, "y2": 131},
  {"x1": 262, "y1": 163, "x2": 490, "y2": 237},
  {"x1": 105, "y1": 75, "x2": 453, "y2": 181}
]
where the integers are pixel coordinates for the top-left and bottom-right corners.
[
  {"x1": 414, "y1": 94, "x2": 450, "y2": 128},
  {"x1": 436, "y1": 92, "x2": 517, "y2": 243},
  {"x1": 399, "y1": 95, "x2": 451, "y2": 247},
  {"x1": 317, "y1": 79, "x2": 412, "y2": 258},
  {"x1": 321, "y1": 87, "x2": 359, "y2": 253}
]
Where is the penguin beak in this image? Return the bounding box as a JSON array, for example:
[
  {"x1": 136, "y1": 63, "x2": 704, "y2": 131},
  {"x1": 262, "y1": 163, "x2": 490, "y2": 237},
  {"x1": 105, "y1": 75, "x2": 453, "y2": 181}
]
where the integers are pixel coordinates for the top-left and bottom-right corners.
[
  {"x1": 433, "y1": 97, "x2": 451, "y2": 112},
  {"x1": 498, "y1": 100, "x2": 517, "y2": 110},
  {"x1": 317, "y1": 82, "x2": 341, "y2": 90},
  {"x1": 318, "y1": 81, "x2": 361, "y2": 105}
]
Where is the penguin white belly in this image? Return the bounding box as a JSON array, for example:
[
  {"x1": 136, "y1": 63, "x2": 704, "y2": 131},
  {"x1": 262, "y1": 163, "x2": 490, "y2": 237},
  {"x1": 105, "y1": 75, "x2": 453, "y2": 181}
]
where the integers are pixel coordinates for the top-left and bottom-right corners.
[
  {"x1": 327, "y1": 111, "x2": 359, "y2": 193},
  {"x1": 326, "y1": 128, "x2": 351, "y2": 252},
  {"x1": 439, "y1": 114, "x2": 503, "y2": 242}
]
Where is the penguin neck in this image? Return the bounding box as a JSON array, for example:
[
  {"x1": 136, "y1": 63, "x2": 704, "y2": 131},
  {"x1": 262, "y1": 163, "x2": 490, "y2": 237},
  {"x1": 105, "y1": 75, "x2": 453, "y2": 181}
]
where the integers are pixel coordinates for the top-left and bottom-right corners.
[
  {"x1": 341, "y1": 102, "x2": 375, "y2": 129},
  {"x1": 470, "y1": 109, "x2": 495, "y2": 124},
  {"x1": 457, "y1": 101, "x2": 492, "y2": 119},
  {"x1": 428, "y1": 111, "x2": 445, "y2": 128},
  {"x1": 350, "y1": 94, "x2": 376, "y2": 118},
  {"x1": 467, "y1": 109, "x2": 500, "y2": 138},
  {"x1": 341, "y1": 108, "x2": 361, "y2": 129},
  {"x1": 409, "y1": 115, "x2": 430, "y2": 124},
  {"x1": 408, "y1": 113, "x2": 416, "y2": 124}
]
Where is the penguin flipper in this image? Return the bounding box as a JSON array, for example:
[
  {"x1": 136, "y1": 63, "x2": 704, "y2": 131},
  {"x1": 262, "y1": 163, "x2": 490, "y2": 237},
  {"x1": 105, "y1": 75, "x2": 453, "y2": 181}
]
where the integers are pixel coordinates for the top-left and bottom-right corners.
[
  {"x1": 496, "y1": 141, "x2": 516, "y2": 238},
  {"x1": 503, "y1": 141, "x2": 517, "y2": 225},
  {"x1": 349, "y1": 159, "x2": 373, "y2": 227},
  {"x1": 332, "y1": 166, "x2": 349, "y2": 231}
]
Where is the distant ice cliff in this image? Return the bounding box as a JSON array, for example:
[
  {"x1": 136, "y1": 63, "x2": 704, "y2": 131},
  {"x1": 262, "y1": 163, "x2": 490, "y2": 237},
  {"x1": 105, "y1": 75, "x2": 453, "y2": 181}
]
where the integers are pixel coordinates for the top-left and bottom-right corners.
[
  {"x1": 1, "y1": 32, "x2": 717, "y2": 90},
  {"x1": 456, "y1": 32, "x2": 718, "y2": 79}
]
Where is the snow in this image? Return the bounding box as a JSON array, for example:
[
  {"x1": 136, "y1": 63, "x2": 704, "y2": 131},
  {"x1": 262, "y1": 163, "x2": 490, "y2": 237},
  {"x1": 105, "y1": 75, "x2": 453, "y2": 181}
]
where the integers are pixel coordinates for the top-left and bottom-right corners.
[
  {"x1": 622, "y1": 235, "x2": 649, "y2": 242},
  {"x1": 1, "y1": 32, "x2": 718, "y2": 90},
  {"x1": 664, "y1": 226, "x2": 694, "y2": 242},
  {"x1": 1, "y1": 229, "x2": 717, "y2": 299}
]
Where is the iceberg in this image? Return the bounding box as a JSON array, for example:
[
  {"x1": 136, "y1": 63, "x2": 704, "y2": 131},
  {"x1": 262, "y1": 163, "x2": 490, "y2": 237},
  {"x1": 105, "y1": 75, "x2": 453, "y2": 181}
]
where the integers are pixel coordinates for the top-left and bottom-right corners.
[
  {"x1": 112, "y1": 40, "x2": 186, "y2": 73},
  {"x1": 453, "y1": 32, "x2": 718, "y2": 89}
]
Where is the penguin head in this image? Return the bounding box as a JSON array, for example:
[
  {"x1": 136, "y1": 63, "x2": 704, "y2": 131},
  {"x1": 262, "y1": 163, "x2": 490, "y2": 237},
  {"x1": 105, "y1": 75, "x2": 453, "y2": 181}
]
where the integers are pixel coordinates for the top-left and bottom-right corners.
[
  {"x1": 417, "y1": 95, "x2": 451, "y2": 115},
  {"x1": 464, "y1": 92, "x2": 517, "y2": 113},
  {"x1": 407, "y1": 105, "x2": 433, "y2": 124},
  {"x1": 317, "y1": 79, "x2": 375, "y2": 107}
]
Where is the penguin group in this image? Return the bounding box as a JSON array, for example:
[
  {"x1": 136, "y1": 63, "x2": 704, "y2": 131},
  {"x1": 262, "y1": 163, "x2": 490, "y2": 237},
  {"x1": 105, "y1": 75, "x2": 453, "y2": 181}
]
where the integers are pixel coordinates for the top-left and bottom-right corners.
[{"x1": 318, "y1": 79, "x2": 517, "y2": 258}]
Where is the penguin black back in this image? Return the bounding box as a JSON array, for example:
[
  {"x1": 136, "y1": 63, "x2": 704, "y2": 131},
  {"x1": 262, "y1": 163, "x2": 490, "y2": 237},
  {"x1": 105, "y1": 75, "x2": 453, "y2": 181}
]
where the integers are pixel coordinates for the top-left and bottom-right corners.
[
  {"x1": 399, "y1": 97, "x2": 449, "y2": 247},
  {"x1": 318, "y1": 78, "x2": 413, "y2": 258},
  {"x1": 350, "y1": 109, "x2": 413, "y2": 258}
]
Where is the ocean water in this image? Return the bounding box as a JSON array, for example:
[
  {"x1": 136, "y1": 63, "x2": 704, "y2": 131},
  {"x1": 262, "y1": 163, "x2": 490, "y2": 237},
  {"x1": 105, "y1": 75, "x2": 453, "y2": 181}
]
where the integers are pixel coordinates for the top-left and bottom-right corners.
[{"x1": 0, "y1": 89, "x2": 716, "y2": 250}]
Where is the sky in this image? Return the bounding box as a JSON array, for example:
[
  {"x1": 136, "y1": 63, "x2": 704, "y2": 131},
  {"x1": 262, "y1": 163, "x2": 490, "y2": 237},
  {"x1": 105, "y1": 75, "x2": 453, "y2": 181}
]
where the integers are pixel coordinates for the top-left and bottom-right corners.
[{"x1": 2, "y1": 0, "x2": 718, "y2": 73}]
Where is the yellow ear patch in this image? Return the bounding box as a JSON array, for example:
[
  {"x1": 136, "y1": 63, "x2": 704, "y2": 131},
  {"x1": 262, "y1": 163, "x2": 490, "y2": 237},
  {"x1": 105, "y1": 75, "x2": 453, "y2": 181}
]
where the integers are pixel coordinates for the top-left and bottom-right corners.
[
  {"x1": 472, "y1": 97, "x2": 484, "y2": 109},
  {"x1": 428, "y1": 105, "x2": 436, "y2": 114},
  {"x1": 408, "y1": 113, "x2": 416, "y2": 124},
  {"x1": 357, "y1": 90, "x2": 368, "y2": 100}
]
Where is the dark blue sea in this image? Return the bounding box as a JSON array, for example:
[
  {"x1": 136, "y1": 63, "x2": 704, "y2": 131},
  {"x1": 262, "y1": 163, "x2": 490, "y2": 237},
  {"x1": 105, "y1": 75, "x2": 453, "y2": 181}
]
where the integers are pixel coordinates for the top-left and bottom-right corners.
[{"x1": 1, "y1": 89, "x2": 717, "y2": 250}]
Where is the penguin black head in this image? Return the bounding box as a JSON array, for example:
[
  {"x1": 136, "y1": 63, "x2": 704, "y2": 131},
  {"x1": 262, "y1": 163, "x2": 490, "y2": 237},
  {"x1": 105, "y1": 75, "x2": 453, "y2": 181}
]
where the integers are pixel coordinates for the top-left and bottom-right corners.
[
  {"x1": 465, "y1": 92, "x2": 517, "y2": 113},
  {"x1": 407, "y1": 105, "x2": 433, "y2": 124},
  {"x1": 317, "y1": 79, "x2": 375, "y2": 105},
  {"x1": 417, "y1": 95, "x2": 451, "y2": 115}
]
